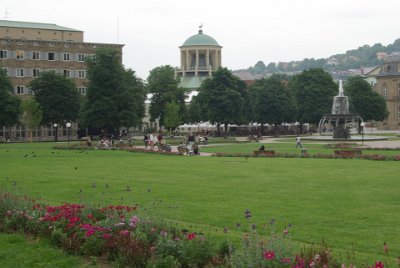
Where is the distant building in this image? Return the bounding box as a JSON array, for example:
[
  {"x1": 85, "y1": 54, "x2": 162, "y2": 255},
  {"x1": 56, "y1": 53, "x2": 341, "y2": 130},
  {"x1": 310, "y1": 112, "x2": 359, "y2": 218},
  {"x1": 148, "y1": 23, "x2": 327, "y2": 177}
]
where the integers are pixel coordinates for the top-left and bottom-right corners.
[
  {"x1": 374, "y1": 60, "x2": 400, "y2": 129},
  {"x1": 0, "y1": 20, "x2": 123, "y2": 97},
  {"x1": 0, "y1": 20, "x2": 123, "y2": 141},
  {"x1": 176, "y1": 27, "x2": 222, "y2": 90}
]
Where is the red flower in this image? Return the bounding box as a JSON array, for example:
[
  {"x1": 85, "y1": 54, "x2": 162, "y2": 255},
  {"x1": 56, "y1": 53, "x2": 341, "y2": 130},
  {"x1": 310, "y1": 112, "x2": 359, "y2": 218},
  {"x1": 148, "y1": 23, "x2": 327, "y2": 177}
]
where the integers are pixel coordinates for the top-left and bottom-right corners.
[
  {"x1": 375, "y1": 261, "x2": 384, "y2": 268},
  {"x1": 264, "y1": 250, "x2": 275, "y2": 260},
  {"x1": 187, "y1": 232, "x2": 196, "y2": 240}
]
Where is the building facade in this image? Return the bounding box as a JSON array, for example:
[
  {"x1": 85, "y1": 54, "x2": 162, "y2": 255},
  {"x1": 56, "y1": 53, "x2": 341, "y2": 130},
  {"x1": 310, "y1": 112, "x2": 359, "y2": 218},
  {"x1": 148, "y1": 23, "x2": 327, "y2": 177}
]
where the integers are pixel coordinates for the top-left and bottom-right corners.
[
  {"x1": 0, "y1": 20, "x2": 123, "y2": 141},
  {"x1": 374, "y1": 60, "x2": 400, "y2": 129}
]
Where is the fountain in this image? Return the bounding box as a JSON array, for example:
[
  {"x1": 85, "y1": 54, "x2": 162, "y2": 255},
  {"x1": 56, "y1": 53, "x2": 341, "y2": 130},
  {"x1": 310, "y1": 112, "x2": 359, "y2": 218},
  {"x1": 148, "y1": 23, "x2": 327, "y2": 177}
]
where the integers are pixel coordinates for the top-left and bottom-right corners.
[{"x1": 317, "y1": 80, "x2": 363, "y2": 139}]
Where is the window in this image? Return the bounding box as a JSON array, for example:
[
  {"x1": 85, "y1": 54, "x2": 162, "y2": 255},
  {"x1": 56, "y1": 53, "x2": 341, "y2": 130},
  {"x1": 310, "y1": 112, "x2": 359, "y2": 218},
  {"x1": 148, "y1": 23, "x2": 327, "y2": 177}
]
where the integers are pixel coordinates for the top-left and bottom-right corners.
[
  {"x1": 16, "y1": 50, "x2": 24, "y2": 60},
  {"x1": 77, "y1": 70, "x2": 86, "y2": 79},
  {"x1": 63, "y1": 53, "x2": 70, "y2": 61},
  {"x1": 16, "y1": 68, "x2": 24, "y2": 77},
  {"x1": 398, "y1": 106, "x2": 400, "y2": 120},
  {"x1": 15, "y1": 85, "x2": 25, "y2": 95},
  {"x1": 32, "y1": 68, "x2": 40, "y2": 77},
  {"x1": 398, "y1": 83, "x2": 400, "y2": 97},
  {"x1": 48, "y1": 52, "x2": 55, "y2": 61},
  {"x1": 78, "y1": 86, "x2": 86, "y2": 95},
  {"x1": 383, "y1": 84, "x2": 388, "y2": 99},
  {"x1": 63, "y1": 69, "x2": 71, "y2": 78},
  {"x1": 77, "y1": 53, "x2": 85, "y2": 62},
  {"x1": 32, "y1": 51, "x2": 40, "y2": 60},
  {"x1": 0, "y1": 50, "x2": 7, "y2": 59},
  {"x1": 2, "y1": 68, "x2": 8, "y2": 76}
]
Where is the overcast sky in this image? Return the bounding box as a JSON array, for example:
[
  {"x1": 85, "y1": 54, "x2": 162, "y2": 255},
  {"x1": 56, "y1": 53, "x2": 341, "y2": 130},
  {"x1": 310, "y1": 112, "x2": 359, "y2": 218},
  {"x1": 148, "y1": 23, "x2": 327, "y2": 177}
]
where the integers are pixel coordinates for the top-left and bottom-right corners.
[{"x1": 2, "y1": 0, "x2": 400, "y2": 79}]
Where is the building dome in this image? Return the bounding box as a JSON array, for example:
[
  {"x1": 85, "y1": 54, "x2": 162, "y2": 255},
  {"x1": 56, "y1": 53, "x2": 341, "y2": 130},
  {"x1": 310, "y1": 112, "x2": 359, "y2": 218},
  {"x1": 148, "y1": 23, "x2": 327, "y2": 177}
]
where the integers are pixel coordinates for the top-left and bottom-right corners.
[{"x1": 181, "y1": 29, "x2": 220, "y2": 47}]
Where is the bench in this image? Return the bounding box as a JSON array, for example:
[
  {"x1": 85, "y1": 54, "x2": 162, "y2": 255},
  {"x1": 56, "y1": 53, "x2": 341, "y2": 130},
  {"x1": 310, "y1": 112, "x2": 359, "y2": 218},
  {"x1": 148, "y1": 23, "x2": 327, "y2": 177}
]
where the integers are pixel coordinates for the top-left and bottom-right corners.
[
  {"x1": 177, "y1": 145, "x2": 188, "y2": 155},
  {"x1": 253, "y1": 150, "x2": 275, "y2": 156},
  {"x1": 80, "y1": 137, "x2": 92, "y2": 147},
  {"x1": 334, "y1": 149, "x2": 362, "y2": 157}
]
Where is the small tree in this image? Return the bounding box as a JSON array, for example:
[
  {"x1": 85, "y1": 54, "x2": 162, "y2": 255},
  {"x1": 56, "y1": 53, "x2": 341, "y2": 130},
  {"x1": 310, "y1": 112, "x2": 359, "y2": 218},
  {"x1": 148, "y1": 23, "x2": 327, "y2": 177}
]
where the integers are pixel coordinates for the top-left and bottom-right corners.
[
  {"x1": 20, "y1": 98, "x2": 43, "y2": 142},
  {"x1": 344, "y1": 76, "x2": 388, "y2": 122},
  {"x1": 164, "y1": 101, "x2": 181, "y2": 135},
  {"x1": 289, "y1": 68, "x2": 337, "y2": 131},
  {"x1": 196, "y1": 68, "x2": 248, "y2": 135},
  {"x1": 147, "y1": 65, "x2": 187, "y2": 128},
  {"x1": 29, "y1": 71, "x2": 80, "y2": 141},
  {"x1": 250, "y1": 75, "x2": 297, "y2": 135},
  {"x1": 0, "y1": 68, "x2": 21, "y2": 131}
]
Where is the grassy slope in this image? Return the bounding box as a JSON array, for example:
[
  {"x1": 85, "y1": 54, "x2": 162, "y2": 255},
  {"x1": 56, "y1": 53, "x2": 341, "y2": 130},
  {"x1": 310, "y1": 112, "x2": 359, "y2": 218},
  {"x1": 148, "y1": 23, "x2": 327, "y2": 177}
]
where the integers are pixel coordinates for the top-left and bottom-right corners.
[{"x1": 0, "y1": 142, "x2": 399, "y2": 263}]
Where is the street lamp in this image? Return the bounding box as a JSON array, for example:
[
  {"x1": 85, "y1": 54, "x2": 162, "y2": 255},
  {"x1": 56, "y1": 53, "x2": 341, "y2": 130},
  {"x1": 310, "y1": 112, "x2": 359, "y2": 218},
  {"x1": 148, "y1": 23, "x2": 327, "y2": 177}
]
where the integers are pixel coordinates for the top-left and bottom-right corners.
[
  {"x1": 53, "y1": 123, "x2": 58, "y2": 142},
  {"x1": 360, "y1": 122, "x2": 365, "y2": 146},
  {"x1": 66, "y1": 122, "x2": 71, "y2": 147}
]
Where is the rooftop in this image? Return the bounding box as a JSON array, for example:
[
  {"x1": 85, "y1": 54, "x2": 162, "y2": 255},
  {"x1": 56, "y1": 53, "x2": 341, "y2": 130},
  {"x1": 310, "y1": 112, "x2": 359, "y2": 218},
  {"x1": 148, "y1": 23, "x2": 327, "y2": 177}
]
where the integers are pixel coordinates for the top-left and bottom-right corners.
[
  {"x1": 181, "y1": 29, "x2": 221, "y2": 47},
  {"x1": 0, "y1": 20, "x2": 82, "y2": 32}
]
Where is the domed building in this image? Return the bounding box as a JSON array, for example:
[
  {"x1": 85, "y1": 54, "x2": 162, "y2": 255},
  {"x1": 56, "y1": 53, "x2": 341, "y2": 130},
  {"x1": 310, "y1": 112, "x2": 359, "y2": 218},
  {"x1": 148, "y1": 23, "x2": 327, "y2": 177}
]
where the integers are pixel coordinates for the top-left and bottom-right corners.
[{"x1": 177, "y1": 26, "x2": 222, "y2": 90}]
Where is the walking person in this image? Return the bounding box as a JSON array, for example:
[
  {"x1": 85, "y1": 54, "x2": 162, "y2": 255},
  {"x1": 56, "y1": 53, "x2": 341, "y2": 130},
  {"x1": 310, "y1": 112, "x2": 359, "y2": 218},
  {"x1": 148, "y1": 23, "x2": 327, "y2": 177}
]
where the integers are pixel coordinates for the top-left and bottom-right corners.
[
  {"x1": 296, "y1": 136, "x2": 302, "y2": 148},
  {"x1": 143, "y1": 134, "x2": 148, "y2": 149}
]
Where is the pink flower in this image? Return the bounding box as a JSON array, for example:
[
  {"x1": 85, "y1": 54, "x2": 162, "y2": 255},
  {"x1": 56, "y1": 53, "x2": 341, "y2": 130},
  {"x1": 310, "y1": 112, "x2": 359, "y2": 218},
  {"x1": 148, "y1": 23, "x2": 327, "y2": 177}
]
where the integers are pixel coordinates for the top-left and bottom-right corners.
[
  {"x1": 129, "y1": 216, "x2": 139, "y2": 227},
  {"x1": 120, "y1": 230, "x2": 129, "y2": 236},
  {"x1": 283, "y1": 229, "x2": 289, "y2": 235},
  {"x1": 86, "y1": 229, "x2": 95, "y2": 237},
  {"x1": 310, "y1": 262, "x2": 315, "y2": 267},
  {"x1": 375, "y1": 261, "x2": 384, "y2": 268},
  {"x1": 102, "y1": 233, "x2": 111, "y2": 239},
  {"x1": 187, "y1": 232, "x2": 196, "y2": 240},
  {"x1": 263, "y1": 250, "x2": 275, "y2": 260}
]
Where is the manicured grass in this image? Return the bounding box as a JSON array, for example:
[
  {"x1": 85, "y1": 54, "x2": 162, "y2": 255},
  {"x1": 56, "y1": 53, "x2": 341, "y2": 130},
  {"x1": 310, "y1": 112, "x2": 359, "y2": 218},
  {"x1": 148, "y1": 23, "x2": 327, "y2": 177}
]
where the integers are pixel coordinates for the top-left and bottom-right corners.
[
  {"x1": 1, "y1": 142, "x2": 399, "y2": 264},
  {"x1": 0, "y1": 233, "x2": 86, "y2": 267},
  {"x1": 200, "y1": 141, "x2": 400, "y2": 156}
]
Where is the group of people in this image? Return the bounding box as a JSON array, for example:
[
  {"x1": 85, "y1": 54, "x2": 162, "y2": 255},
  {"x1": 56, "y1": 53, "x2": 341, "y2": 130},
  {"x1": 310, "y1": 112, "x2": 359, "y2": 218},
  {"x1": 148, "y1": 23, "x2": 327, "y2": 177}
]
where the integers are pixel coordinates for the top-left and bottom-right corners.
[{"x1": 143, "y1": 132, "x2": 163, "y2": 149}]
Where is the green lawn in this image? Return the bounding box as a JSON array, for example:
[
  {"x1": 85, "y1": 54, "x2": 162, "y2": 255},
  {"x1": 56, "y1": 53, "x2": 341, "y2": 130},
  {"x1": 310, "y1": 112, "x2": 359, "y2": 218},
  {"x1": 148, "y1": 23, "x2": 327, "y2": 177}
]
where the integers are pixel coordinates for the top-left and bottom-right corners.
[
  {"x1": 200, "y1": 141, "x2": 400, "y2": 156},
  {"x1": 0, "y1": 233, "x2": 86, "y2": 267},
  {"x1": 1, "y1": 142, "x2": 399, "y2": 264}
]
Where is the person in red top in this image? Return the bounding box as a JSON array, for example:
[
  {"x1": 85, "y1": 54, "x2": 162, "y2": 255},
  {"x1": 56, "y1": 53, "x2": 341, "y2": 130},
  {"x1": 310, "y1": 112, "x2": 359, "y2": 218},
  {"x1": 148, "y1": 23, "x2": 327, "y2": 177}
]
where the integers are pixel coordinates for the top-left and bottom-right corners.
[{"x1": 157, "y1": 132, "x2": 163, "y2": 145}]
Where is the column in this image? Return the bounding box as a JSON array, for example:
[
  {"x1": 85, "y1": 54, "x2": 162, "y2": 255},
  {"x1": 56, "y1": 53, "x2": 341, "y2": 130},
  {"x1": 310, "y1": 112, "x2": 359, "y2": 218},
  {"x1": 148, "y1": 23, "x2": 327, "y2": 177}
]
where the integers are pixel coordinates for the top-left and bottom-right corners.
[
  {"x1": 195, "y1": 49, "x2": 199, "y2": 76},
  {"x1": 186, "y1": 50, "x2": 189, "y2": 72},
  {"x1": 206, "y1": 49, "x2": 209, "y2": 69},
  {"x1": 214, "y1": 50, "x2": 218, "y2": 70}
]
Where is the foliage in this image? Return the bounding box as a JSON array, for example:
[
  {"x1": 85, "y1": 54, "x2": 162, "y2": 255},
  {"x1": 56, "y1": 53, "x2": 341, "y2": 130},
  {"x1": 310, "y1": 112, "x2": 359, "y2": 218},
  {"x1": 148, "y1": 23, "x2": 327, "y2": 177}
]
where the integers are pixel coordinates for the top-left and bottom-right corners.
[
  {"x1": 290, "y1": 68, "x2": 337, "y2": 124},
  {"x1": 195, "y1": 68, "x2": 249, "y2": 134},
  {"x1": 20, "y1": 98, "x2": 43, "y2": 141},
  {"x1": 0, "y1": 68, "x2": 21, "y2": 127},
  {"x1": 164, "y1": 101, "x2": 182, "y2": 133},
  {"x1": 344, "y1": 76, "x2": 388, "y2": 122},
  {"x1": 250, "y1": 75, "x2": 297, "y2": 127},
  {"x1": 147, "y1": 65, "x2": 187, "y2": 127},
  {"x1": 29, "y1": 71, "x2": 80, "y2": 126},
  {"x1": 80, "y1": 48, "x2": 146, "y2": 132}
]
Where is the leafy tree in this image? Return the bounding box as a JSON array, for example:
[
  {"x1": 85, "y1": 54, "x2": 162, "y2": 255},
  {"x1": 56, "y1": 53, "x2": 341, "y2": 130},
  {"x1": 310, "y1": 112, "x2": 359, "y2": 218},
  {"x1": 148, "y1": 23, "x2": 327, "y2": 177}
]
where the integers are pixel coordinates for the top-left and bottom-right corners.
[
  {"x1": 0, "y1": 68, "x2": 21, "y2": 128},
  {"x1": 29, "y1": 71, "x2": 80, "y2": 126},
  {"x1": 289, "y1": 68, "x2": 337, "y2": 127},
  {"x1": 187, "y1": 99, "x2": 203, "y2": 123},
  {"x1": 344, "y1": 76, "x2": 388, "y2": 122},
  {"x1": 195, "y1": 68, "x2": 248, "y2": 135},
  {"x1": 164, "y1": 101, "x2": 181, "y2": 135},
  {"x1": 147, "y1": 65, "x2": 186, "y2": 128},
  {"x1": 81, "y1": 48, "x2": 146, "y2": 133},
  {"x1": 250, "y1": 75, "x2": 297, "y2": 133},
  {"x1": 251, "y1": 61, "x2": 266, "y2": 75},
  {"x1": 20, "y1": 98, "x2": 43, "y2": 141}
]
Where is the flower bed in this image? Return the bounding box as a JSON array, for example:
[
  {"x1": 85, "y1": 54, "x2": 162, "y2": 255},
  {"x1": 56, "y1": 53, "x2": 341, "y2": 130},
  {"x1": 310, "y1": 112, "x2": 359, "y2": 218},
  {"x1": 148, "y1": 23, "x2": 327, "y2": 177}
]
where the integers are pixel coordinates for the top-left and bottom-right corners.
[
  {"x1": 334, "y1": 149, "x2": 362, "y2": 158},
  {"x1": 0, "y1": 192, "x2": 391, "y2": 267}
]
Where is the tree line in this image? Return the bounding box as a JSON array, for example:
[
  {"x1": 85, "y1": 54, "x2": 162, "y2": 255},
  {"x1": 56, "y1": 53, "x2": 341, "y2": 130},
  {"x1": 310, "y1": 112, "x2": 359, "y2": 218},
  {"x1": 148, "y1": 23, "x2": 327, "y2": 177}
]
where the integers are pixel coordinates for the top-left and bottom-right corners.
[{"x1": 0, "y1": 48, "x2": 388, "y2": 139}]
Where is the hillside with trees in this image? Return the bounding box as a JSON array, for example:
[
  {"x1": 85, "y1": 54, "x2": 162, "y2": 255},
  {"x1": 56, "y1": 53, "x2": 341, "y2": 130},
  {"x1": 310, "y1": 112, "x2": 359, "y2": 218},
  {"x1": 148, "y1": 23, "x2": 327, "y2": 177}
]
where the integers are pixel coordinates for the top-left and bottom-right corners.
[{"x1": 235, "y1": 38, "x2": 400, "y2": 78}]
